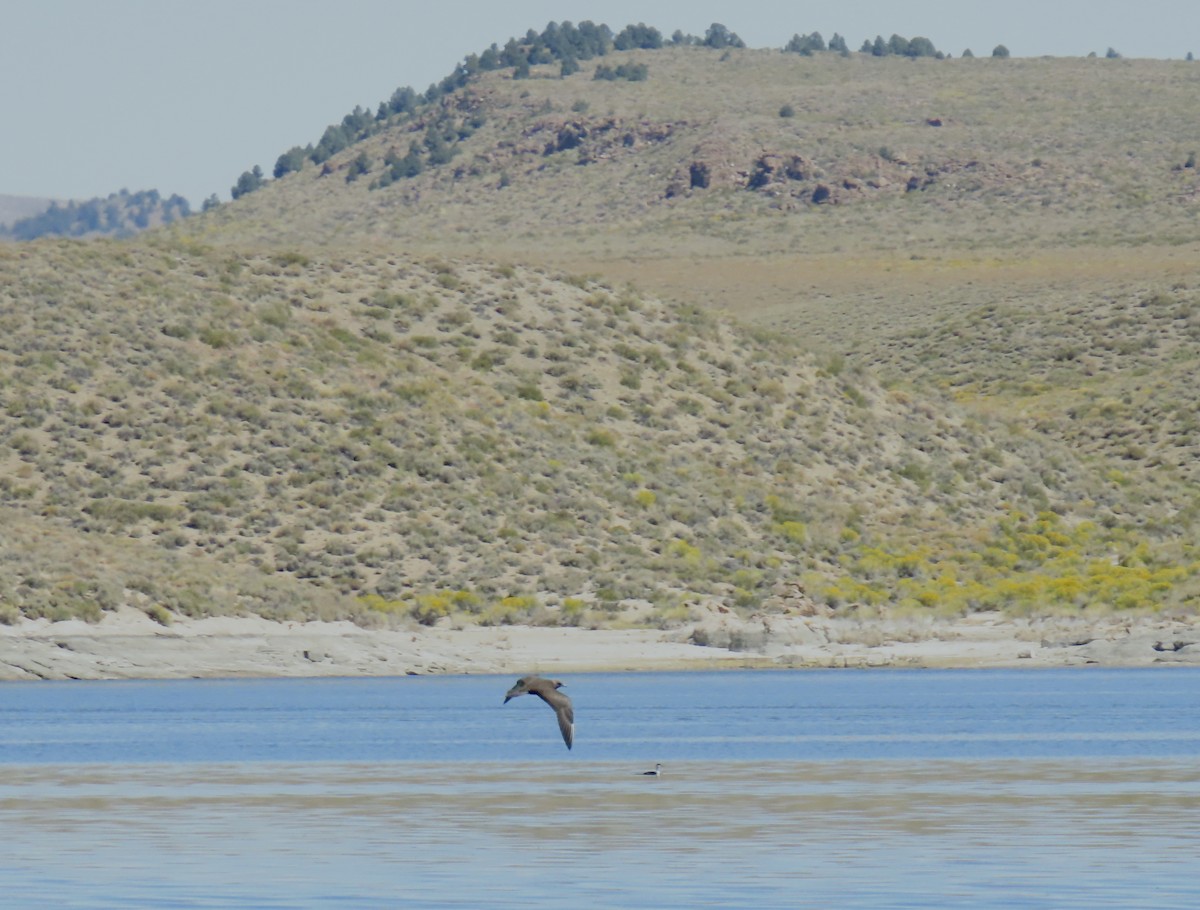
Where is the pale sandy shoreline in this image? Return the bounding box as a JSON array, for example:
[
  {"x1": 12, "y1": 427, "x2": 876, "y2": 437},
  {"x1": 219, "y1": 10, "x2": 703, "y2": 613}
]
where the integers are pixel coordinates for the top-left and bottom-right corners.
[{"x1": 1, "y1": 606, "x2": 1198, "y2": 681}]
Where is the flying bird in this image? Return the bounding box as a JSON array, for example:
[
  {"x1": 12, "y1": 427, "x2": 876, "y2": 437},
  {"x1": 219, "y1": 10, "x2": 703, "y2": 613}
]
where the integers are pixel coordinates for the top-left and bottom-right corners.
[{"x1": 503, "y1": 676, "x2": 574, "y2": 749}]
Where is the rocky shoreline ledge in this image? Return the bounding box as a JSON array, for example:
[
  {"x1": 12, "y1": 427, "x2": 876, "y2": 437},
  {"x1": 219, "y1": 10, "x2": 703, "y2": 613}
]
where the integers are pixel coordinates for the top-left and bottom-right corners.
[{"x1": 2, "y1": 606, "x2": 1198, "y2": 681}]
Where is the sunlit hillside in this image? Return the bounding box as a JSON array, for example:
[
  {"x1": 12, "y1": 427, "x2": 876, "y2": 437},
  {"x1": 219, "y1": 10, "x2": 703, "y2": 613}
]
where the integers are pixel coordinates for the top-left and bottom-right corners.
[
  {"x1": 194, "y1": 47, "x2": 1200, "y2": 259},
  {"x1": 5, "y1": 31, "x2": 1200, "y2": 626}
]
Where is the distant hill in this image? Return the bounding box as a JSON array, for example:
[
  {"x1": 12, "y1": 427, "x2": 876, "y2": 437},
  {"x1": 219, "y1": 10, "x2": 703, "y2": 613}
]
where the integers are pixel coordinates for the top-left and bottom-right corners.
[
  {"x1": 2, "y1": 188, "x2": 190, "y2": 241},
  {"x1": 0, "y1": 194, "x2": 58, "y2": 229}
]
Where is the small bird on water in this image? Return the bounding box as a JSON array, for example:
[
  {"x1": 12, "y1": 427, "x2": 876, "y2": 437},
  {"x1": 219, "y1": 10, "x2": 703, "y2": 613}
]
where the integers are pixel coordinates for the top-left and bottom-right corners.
[
  {"x1": 641, "y1": 763, "x2": 663, "y2": 776},
  {"x1": 503, "y1": 676, "x2": 574, "y2": 749}
]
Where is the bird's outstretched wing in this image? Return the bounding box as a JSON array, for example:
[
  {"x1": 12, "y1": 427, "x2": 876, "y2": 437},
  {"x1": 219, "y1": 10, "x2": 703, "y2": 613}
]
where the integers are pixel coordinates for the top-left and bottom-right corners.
[
  {"x1": 503, "y1": 676, "x2": 574, "y2": 750},
  {"x1": 552, "y1": 699, "x2": 574, "y2": 750}
]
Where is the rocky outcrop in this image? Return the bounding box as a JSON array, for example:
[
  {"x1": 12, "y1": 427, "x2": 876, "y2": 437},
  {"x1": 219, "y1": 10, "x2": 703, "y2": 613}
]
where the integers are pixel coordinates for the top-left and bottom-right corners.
[
  {"x1": 747, "y1": 153, "x2": 813, "y2": 189},
  {"x1": 664, "y1": 146, "x2": 1037, "y2": 208},
  {"x1": 1072, "y1": 634, "x2": 1200, "y2": 664},
  {"x1": 453, "y1": 114, "x2": 685, "y2": 185},
  {"x1": 532, "y1": 116, "x2": 681, "y2": 161}
]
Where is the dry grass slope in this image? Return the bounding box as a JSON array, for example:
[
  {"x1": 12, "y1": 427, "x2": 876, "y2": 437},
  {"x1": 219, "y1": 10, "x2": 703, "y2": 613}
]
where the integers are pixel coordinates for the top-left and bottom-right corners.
[
  {"x1": 6, "y1": 46, "x2": 1200, "y2": 627},
  {"x1": 5, "y1": 236, "x2": 1195, "y2": 626},
  {"x1": 188, "y1": 50, "x2": 1200, "y2": 257}
]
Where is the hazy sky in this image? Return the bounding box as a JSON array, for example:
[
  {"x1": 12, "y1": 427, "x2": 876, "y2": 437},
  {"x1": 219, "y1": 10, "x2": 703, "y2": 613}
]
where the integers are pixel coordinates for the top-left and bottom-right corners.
[{"x1": 4, "y1": 0, "x2": 1198, "y2": 207}]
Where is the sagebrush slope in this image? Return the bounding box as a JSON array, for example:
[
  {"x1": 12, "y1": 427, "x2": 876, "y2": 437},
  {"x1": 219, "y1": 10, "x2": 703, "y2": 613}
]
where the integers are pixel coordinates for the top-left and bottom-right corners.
[
  {"x1": 7, "y1": 41, "x2": 1200, "y2": 626},
  {"x1": 7, "y1": 237, "x2": 1190, "y2": 624}
]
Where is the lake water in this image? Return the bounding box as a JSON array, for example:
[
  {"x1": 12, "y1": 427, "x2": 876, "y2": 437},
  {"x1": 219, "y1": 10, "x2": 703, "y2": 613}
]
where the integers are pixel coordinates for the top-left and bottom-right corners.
[{"x1": 1, "y1": 668, "x2": 1198, "y2": 908}]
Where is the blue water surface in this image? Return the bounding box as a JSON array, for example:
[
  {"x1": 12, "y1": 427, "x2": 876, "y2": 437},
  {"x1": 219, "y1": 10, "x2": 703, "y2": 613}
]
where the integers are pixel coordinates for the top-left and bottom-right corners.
[
  {"x1": 1, "y1": 669, "x2": 1198, "y2": 909},
  {"x1": 1, "y1": 668, "x2": 1197, "y2": 763}
]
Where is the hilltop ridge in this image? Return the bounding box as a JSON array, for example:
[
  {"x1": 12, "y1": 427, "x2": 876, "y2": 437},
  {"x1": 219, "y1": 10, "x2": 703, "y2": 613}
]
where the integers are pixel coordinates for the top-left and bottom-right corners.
[{"x1": 196, "y1": 47, "x2": 1200, "y2": 260}]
